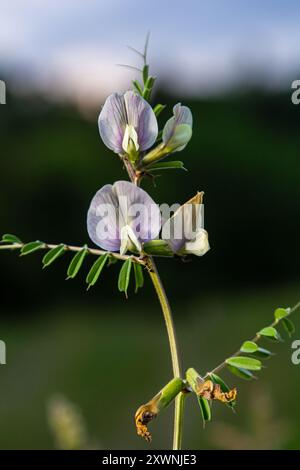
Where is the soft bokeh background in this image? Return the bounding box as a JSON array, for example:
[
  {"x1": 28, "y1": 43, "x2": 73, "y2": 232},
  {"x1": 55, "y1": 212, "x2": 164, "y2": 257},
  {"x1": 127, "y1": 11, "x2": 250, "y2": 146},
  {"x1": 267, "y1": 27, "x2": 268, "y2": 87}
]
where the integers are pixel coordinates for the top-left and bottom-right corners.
[{"x1": 0, "y1": 0, "x2": 300, "y2": 450}]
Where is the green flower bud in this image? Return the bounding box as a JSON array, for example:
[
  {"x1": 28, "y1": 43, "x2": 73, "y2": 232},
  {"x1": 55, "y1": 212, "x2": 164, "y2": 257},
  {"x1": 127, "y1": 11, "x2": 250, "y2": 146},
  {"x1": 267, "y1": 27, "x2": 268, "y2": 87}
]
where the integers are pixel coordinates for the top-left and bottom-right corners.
[{"x1": 162, "y1": 104, "x2": 193, "y2": 152}]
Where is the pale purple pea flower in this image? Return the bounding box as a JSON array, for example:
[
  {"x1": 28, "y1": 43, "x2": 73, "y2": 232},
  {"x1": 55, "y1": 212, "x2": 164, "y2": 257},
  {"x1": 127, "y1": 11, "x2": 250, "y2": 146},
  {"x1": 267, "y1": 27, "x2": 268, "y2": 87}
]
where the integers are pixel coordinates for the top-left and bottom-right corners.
[
  {"x1": 162, "y1": 193, "x2": 210, "y2": 257},
  {"x1": 87, "y1": 181, "x2": 161, "y2": 255},
  {"x1": 98, "y1": 91, "x2": 158, "y2": 154},
  {"x1": 162, "y1": 103, "x2": 193, "y2": 152}
]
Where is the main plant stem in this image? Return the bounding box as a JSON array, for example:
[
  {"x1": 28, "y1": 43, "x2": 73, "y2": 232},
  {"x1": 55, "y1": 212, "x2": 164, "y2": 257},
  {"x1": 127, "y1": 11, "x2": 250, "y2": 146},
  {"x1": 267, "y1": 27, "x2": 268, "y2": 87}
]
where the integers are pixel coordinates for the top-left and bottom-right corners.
[
  {"x1": 125, "y1": 160, "x2": 185, "y2": 449},
  {"x1": 147, "y1": 257, "x2": 185, "y2": 450}
]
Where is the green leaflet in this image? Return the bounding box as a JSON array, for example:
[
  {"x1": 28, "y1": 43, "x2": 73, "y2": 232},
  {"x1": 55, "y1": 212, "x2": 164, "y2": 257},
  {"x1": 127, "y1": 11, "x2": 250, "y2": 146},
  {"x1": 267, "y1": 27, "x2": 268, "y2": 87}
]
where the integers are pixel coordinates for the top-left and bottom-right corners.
[
  {"x1": 147, "y1": 161, "x2": 186, "y2": 171},
  {"x1": 118, "y1": 259, "x2": 132, "y2": 297},
  {"x1": 86, "y1": 254, "x2": 109, "y2": 290},
  {"x1": 252, "y1": 347, "x2": 273, "y2": 359},
  {"x1": 225, "y1": 356, "x2": 262, "y2": 371},
  {"x1": 1, "y1": 233, "x2": 22, "y2": 244},
  {"x1": 197, "y1": 396, "x2": 211, "y2": 427},
  {"x1": 133, "y1": 262, "x2": 144, "y2": 293},
  {"x1": 240, "y1": 341, "x2": 258, "y2": 354},
  {"x1": 274, "y1": 307, "x2": 289, "y2": 321},
  {"x1": 153, "y1": 103, "x2": 166, "y2": 117},
  {"x1": 227, "y1": 365, "x2": 256, "y2": 381},
  {"x1": 67, "y1": 246, "x2": 88, "y2": 279},
  {"x1": 142, "y1": 76, "x2": 155, "y2": 101},
  {"x1": 132, "y1": 80, "x2": 143, "y2": 96},
  {"x1": 20, "y1": 241, "x2": 44, "y2": 256},
  {"x1": 258, "y1": 326, "x2": 282, "y2": 341},
  {"x1": 240, "y1": 341, "x2": 272, "y2": 358},
  {"x1": 42, "y1": 244, "x2": 65, "y2": 268},
  {"x1": 282, "y1": 318, "x2": 295, "y2": 337},
  {"x1": 142, "y1": 64, "x2": 149, "y2": 85}
]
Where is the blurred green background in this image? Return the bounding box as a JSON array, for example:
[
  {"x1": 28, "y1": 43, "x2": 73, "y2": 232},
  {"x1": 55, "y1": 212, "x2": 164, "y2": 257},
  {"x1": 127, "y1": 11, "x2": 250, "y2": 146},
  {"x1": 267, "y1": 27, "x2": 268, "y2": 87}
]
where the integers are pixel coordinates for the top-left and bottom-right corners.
[{"x1": 0, "y1": 86, "x2": 300, "y2": 449}]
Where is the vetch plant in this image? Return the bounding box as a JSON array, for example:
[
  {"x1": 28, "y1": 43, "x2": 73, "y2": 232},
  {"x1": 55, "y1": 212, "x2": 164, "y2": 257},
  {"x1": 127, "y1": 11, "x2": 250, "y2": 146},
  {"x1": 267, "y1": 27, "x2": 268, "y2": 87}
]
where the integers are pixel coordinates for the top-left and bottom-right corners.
[{"x1": 1, "y1": 39, "x2": 300, "y2": 450}]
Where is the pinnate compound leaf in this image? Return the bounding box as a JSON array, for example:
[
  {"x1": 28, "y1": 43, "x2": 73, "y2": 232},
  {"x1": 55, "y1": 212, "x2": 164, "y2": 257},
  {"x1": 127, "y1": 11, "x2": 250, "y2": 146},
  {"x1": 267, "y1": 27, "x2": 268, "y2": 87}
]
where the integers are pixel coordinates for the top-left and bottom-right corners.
[
  {"x1": 20, "y1": 241, "x2": 44, "y2": 256},
  {"x1": 226, "y1": 356, "x2": 262, "y2": 371},
  {"x1": 42, "y1": 244, "x2": 65, "y2": 268},
  {"x1": 67, "y1": 246, "x2": 88, "y2": 279},
  {"x1": 118, "y1": 259, "x2": 132, "y2": 297},
  {"x1": 86, "y1": 253, "x2": 109, "y2": 290}
]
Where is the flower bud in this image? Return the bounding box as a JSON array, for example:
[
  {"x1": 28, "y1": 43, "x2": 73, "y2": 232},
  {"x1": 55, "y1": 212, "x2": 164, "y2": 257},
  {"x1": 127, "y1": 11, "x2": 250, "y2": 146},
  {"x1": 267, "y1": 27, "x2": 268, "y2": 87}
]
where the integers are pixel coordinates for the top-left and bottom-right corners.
[
  {"x1": 162, "y1": 103, "x2": 193, "y2": 152},
  {"x1": 141, "y1": 103, "x2": 193, "y2": 166}
]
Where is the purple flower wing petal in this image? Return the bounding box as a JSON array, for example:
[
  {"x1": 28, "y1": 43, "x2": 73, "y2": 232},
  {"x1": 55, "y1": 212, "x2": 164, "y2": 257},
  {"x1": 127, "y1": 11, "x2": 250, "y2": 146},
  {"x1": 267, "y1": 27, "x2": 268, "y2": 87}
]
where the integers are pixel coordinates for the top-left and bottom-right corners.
[
  {"x1": 173, "y1": 103, "x2": 193, "y2": 127},
  {"x1": 162, "y1": 215, "x2": 186, "y2": 253},
  {"x1": 113, "y1": 180, "x2": 161, "y2": 242},
  {"x1": 124, "y1": 91, "x2": 158, "y2": 151},
  {"x1": 87, "y1": 184, "x2": 121, "y2": 251},
  {"x1": 162, "y1": 193, "x2": 201, "y2": 253},
  {"x1": 98, "y1": 93, "x2": 127, "y2": 153}
]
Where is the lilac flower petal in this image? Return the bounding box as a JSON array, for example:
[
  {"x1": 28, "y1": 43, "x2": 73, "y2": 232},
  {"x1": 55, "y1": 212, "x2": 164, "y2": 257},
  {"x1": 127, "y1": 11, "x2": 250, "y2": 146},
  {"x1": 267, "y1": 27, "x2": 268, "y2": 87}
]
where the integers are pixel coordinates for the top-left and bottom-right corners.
[
  {"x1": 162, "y1": 193, "x2": 204, "y2": 254},
  {"x1": 87, "y1": 184, "x2": 121, "y2": 251},
  {"x1": 113, "y1": 180, "x2": 161, "y2": 242},
  {"x1": 173, "y1": 103, "x2": 193, "y2": 127},
  {"x1": 123, "y1": 91, "x2": 158, "y2": 151},
  {"x1": 98, "y1": 93, "x2": 127, "y2": 153},
  {"x1": 87, "y1": 181, "x2": 161, "y2": 253}
]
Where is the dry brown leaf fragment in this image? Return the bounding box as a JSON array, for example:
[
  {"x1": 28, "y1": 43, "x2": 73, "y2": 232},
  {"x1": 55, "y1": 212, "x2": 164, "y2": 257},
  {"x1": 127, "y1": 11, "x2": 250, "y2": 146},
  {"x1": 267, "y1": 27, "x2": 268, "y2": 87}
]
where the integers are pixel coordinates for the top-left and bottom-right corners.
[{"x1": 197, "y1": 380, "x2": 237, "y2": 403}]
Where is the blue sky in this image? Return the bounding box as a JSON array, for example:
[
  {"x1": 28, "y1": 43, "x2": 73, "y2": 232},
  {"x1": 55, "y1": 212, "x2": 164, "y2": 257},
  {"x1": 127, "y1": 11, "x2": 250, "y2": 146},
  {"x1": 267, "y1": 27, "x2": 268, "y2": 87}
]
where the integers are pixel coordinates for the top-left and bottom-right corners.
[{"x1": 1, "y1": 0, "x2": 299, "y2": 104}]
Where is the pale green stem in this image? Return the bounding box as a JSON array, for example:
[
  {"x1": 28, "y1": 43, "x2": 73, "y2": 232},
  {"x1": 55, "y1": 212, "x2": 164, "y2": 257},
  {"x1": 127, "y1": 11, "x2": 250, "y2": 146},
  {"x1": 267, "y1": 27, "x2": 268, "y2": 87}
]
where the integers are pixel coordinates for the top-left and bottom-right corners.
[
  {"x1": 124, "y1": 158, "x2": 185, "y2": 449},
  {"x1": 173, "y1": 391, "x2": 186, "y2": 450},
  {"x1": 147, "y1": 257, "x2": 184, "y2": 450}
]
